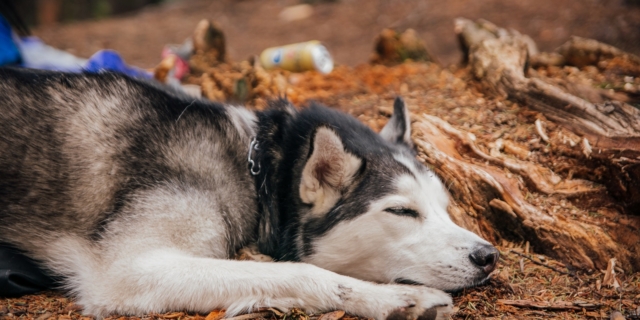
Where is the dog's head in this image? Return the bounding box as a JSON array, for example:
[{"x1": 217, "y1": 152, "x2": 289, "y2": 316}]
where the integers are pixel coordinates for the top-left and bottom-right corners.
[{"x1": 258, "y1": 98, "x2": 498, "y2": 292}]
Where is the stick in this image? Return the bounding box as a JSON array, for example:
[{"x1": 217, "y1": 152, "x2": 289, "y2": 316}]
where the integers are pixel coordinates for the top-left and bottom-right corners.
[
  {"x1": 497, "y1": 299, "x2": 601, "y2": 310},
  {"x1": 510, "y1": 250, "x2": 576, "y2": 277},
  {"x1": 226, "y1": 312, "x2": 274, "y2": 320}
]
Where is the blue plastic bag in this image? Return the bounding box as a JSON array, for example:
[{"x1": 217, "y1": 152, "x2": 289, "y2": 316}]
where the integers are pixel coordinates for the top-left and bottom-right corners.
[
  {"x1": 0, "y1": 15, "x2": 20, "y2": 66},
  {"x1": 85, "y1": 49, "x2": 151, "y2": 78}
]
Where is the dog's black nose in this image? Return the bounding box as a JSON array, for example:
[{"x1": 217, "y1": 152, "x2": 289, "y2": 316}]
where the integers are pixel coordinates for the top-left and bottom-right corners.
[{"x1": 469, "y1": 244, "x2": 499, "y2": 274}]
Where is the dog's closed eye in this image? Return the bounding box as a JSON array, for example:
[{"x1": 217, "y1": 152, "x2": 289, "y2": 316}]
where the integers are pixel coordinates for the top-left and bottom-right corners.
[{"x1": 384, "y1": 207, "x2": 420, "y2": 218}]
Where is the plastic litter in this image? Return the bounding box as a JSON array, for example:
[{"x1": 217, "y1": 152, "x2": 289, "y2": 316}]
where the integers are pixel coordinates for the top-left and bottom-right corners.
[
  {"x1": 0, "y1": 15, "x2": 20, "y2": 65},
  {"x1": 85, "y1": 49, "x2": 151, "y2": 78},
  {"x1": 259, "y1": 40, "x2": 333, "y2": 74},
  {"x1": 0, "y1": 13, "x2": 151, "y2": 79},
  {"x1": 17, "y1": 36, "x2": 87, "y2": 71}
]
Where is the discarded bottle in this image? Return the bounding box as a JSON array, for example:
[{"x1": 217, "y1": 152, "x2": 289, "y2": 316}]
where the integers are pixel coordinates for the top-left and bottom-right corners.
[{"x1": 259, "y1": 40, "x2": 333, "y2": 74}]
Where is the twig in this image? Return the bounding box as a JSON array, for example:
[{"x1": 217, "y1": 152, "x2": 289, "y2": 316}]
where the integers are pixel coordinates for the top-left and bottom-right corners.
[
  {"x1": 510, "y1": 250, "x2": 576, "y2": 277},
  {"x1": 497, "y1": 299, "x2": 601, "y2": 310},
  {"x1": 535, "y1": 119, "x2": 549, "y2": 143},
  {"x1": 226, "y1": 312, "x2": 273, "y2": 320}
]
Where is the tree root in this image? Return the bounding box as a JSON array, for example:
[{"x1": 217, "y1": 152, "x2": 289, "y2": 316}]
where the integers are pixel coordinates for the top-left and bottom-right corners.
[
  {"x1": 411, "y1": 115, "x2": 627, "y2": 270},
  {"x1": 455, "y1": 17, "x2": 640, "y2": 213}
]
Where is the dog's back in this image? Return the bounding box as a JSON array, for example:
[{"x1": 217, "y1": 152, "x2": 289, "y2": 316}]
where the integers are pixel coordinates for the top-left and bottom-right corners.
[{"x1": 0, "y1": 68, "x2": 258, "y2": 260}]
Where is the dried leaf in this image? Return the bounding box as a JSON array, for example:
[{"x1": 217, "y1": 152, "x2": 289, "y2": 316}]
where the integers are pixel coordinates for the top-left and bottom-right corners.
[
  {"x1": 498, "y1": 266, "x2": 511, "y2": 281},
  {"x1": 36, "y1": 312, "x2": 53, "y2": 320},
  {"x1": 609, "y1": 311, "x2": 625, "y2": 320},
  {"x1": 318, "y1": 310, "x2": 345, "y2": 320},
  {"x1": 226, "y1": 312, "x2": 272, "y2": 320},
  {"x1": 602, "y1": 258, "x2": 620, "y2": 290},
  {"x1": 63, "y1": 303, "x2": 83, "y2": 313},
  {"x1": 267, "y1": 308, "x2": 285, "y2": 317},
  {"x1": 164, "y1": 312, "x2": 185, "y2": 319},
  {"x1": 205, "y1": 309, "x2": 226, "y2": 320}
]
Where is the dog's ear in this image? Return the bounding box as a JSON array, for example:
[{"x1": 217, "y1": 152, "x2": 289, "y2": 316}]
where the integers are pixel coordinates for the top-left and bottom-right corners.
[
  {"x1": 300, "y1": 127, "x2": 362, "y2": 214},
  {"x1": 380, "y1": 97, "x2": 413, "y2": 148}
]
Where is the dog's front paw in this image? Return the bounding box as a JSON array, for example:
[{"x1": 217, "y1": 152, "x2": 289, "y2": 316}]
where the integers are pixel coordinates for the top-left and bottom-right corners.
[
  {"x1": 341, "y1": 283, "x2": 452, "y2": 320},
  {"x1": 381, "y1": 286, "x2": 452, "y2": 320},
  {"x1": 386, "y1": 304, "x2": 452, "y2": 320}
]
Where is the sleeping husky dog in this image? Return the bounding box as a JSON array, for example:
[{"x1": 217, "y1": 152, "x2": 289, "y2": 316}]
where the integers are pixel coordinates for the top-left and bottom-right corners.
[{"x1": 0, "y1": 68, "x2": 498, "y2": 320}]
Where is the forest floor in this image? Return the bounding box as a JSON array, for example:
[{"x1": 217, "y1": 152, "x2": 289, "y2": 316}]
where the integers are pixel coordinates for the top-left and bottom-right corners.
[
  {"x1": 3, "y1": 60, "x2": 640, "y2": 319},
  {"x1": 2, "y1": 0, "x2": 640, "y2": 319}
]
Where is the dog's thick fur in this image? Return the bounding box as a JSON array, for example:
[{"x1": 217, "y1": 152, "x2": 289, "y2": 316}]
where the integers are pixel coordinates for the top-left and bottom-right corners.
[{"x1": 0, "y1": 68, "x2": 497, "y2": 320}]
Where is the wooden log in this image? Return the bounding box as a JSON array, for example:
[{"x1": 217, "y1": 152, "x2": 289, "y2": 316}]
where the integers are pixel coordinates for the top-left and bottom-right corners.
[
  {"x1": 556, "y1": 36, "x2": 640, "y2": 76},
  {"x1": 411, "y1": 114, "x2": 628, "y2": 271},
  {"x1": 190, "y1": 19, "x2": 227, "y2": 74},
  {"x1": 455, "y1": 18, "x2": 640, "y2": 214},
  {"x1": 410, "y1": 18, "x2": 640, "y2": 271}
]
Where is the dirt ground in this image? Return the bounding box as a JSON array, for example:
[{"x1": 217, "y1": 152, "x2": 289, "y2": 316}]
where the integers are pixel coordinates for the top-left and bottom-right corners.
[
  {"x1": 2, "y1": 60, "x2": 640, "y2": 319},
  {"x1": 33, "y1": 0, "x2": 640, "y2": 68},
  {"x1": 3, "y1": 0, "x2": 640, "y2": 319}
]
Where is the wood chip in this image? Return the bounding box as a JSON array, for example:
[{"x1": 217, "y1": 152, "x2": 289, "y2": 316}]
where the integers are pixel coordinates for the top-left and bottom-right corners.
[
  {"x1": 497, "y1": 299, "x2": 601, "y2": 310},
  {"x1": 535, "y1": 119, "x2": 549, "y2": 142},
  {"x1": 610, "y1": 311, "x2": 625, "y2": 320},
  {"x1": 36, "y1": 312, "x2": 53, "y2": 320},
  {"x1": 602, "y1": 258, "x2": 620, "y2": 290},
  {"x1": 205, "y1": 309, "x2": 226, "y2": 320},
  {"x1": 318, "y1": 310, "x2": 345, "y2": 320},
  {"x1": 226, "y1": 311, "x2": 273, "y2": 320},
  {"x1": 266, "y1": 308, "x2": 285, "y2": 317},
  {"x1": 582, "y1": 137, "x2": 592, "y2": 158},
  {"x1": 63, "y1": 303, "x2": 83, "y2": 313},
  {"x1": 164, "y1": 312, "x2": 185, "y2": 319}
]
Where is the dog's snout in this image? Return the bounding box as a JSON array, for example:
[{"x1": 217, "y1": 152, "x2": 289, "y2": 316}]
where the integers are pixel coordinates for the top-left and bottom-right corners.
[{"x1": 469, "y1": 244, "x2": 499, "y2": 274}]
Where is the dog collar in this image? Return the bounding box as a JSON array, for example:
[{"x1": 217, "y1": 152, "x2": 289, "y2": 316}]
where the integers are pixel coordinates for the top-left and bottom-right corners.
[{"x1": 248, "y1": 137, "x2": 261, "y2": 176}]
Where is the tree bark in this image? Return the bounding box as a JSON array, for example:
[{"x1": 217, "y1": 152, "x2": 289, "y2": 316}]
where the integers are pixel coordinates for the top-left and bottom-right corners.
[
  {"x1": 401, "y1": 18, "x2": 640, "y2": 271},
  {"x1": 455, "y1": 18, "x2": 640, "y2": 213},
  {"x1": 410, "y1": 114, "x2": 631, "y2": 271}
]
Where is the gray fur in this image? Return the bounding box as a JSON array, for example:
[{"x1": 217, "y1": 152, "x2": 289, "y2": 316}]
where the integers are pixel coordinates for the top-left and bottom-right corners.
[{"x1": 0, "y1": 69, "x2": 257, "y2": 259}]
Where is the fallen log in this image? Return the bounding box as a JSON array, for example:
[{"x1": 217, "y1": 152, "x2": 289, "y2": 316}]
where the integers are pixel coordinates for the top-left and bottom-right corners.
[
  {"x1": 455, "y1": 18, "x2": 640, "y2": 215},
  {"x1": 556, "y1": 36, "x2": 640, "y2": 76},
  {"x1": 410, "y1": 114, "x2": 629, "y2": 271},
  {"x1": 377, "y1": 18, "x2": 640, "y2": 271}
]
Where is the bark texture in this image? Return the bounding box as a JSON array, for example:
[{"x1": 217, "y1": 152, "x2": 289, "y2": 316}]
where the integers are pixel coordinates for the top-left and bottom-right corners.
[{"x1": 403, "y1": 18, "x2": 640, "y2": 271}]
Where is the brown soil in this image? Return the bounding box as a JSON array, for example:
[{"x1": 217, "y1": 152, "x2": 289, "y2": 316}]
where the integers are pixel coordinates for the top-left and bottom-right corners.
[
  {"x1": 3, "y1": 59, "x2": 640, "y2": 319},
  {"x1": 33, "y1": 0, "x2": 640, "y2": 68},
  {"x1": 4, "y1": 1, "x2": 640, "y2": 319}
]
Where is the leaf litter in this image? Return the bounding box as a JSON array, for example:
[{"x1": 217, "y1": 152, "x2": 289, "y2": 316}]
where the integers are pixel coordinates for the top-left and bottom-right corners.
[{"x1": 2, "y1": 52, "x2": 639, "y2": 320}]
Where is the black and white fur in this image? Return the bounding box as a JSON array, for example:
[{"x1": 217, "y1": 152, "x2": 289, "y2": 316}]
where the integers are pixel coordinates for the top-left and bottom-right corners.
[{"x1": 0, "y1": 68, "x2": 498, "y2": 320}]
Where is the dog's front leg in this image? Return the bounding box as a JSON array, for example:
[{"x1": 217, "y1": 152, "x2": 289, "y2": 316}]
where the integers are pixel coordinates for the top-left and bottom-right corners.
[{"x1": 79, "y1": 249, "x2": 451, "y2": 320}]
